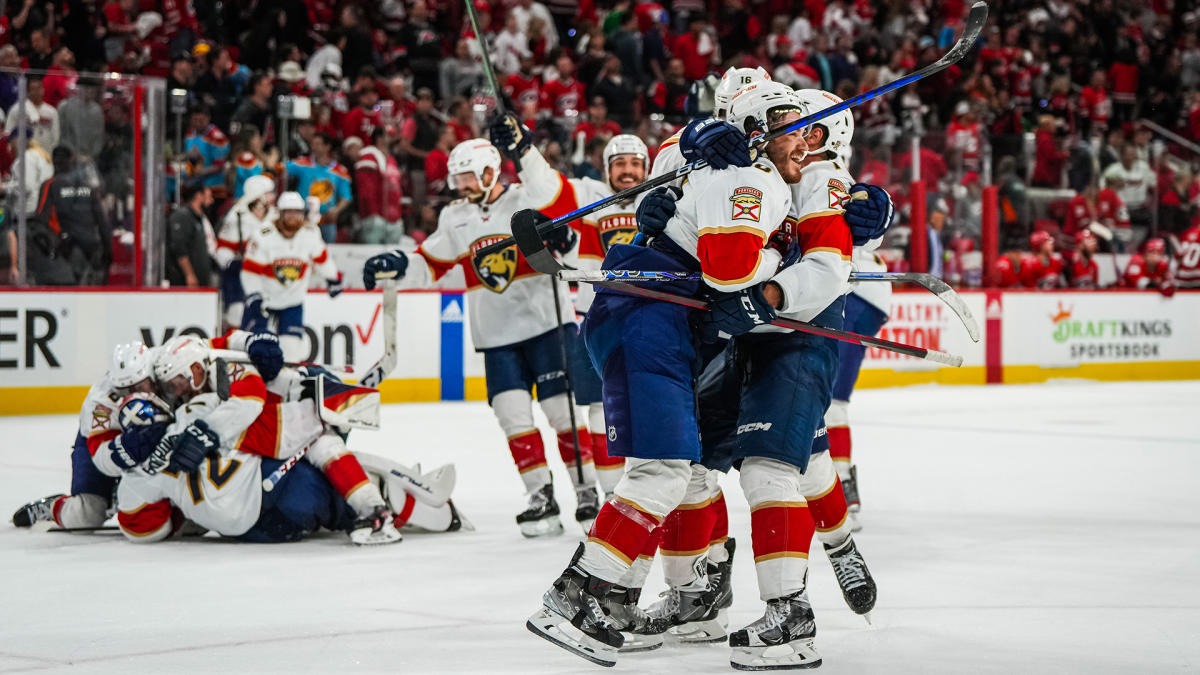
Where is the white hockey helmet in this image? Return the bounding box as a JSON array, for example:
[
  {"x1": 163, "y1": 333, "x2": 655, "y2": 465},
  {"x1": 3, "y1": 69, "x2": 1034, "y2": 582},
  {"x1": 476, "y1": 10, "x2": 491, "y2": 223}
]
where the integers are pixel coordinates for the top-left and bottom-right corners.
[
  {"x1": 794, "y1": 89, "x2": 854, "y2": 161},
  {"x1": 242, "y1": 174, "x2": 276, "y2": 204},
  {"x1": 603, "y1": 134, "x2": 649, "y2": 183},
  {"x1": 447, "y1": 138, "x2": 502, "y2": 193},
  {"x1": 153, "y1": 335, "x2": 211, "y2": 394},
  {"x1": 727, "y1": 81, "x2": 807, "y2": 137},
  {"x1": 714, "y1": 66, "x2": 772, "y2": 120},
  {"x1": 277, "y1": 191, "x2": 306, "y2": 212},
  {"x1": 109, "y1": 342, "x2": 154, "y2": 391}
]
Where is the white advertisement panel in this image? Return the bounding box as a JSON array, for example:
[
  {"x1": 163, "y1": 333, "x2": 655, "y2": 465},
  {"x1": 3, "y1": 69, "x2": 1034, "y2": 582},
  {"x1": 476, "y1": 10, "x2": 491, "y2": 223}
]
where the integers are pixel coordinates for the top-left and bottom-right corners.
[{"x1": 860, "y1": 291, "x2": 987, "y2": 370}]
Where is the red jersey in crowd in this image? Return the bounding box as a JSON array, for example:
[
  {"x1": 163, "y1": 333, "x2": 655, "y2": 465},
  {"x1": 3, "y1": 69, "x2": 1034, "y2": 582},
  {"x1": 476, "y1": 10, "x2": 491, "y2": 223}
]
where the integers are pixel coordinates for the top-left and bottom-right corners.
[
  {"x1": 1063, "y1": 251, "x2": 1100, "y2": 288},
  {"x1": 504, "y1": 72, "x2": 541, "y2": 112},
  {"x1": 1108, "y1": 62, "x2": 1138, "y2": 104},
  {"x1": 992, "y1": 255, "x2": 1021, "y2": 287},
  {"x1": 1121, "y1": 254, "x2": 1170, "y2": 289},
  {"x1": 673, "y1": 31, "x2": 716, "y2": 80},
  {"x1": 540, "y1": 76, "x2": 586, "y2": 118},
  {"x1": 1019, "y1": 252, "x2": 1064, "y2": 289},
  {"x1": 945, "y1": 119, "x2": 982, "y2": 170},
  {"x1": 341, "y1": 107, "x2": 381, "y2": 143},
  {"x1": 354, "y1": 145, "x2": 403, "y2": 223},
  {"x1": 573, "y1": 119, "x2": 622, "y2": 144},
  {"x1": 425, "y1": 147, "x2": 450, "y2": 198},
  {"x1": 1078, "y1": 85, "x2": 1111, "y2": 131},
  {"x1": 1174, "y1": 225, "x2": 1200, "y2": 288},
  {"x1": 895, "y1": 147, "x2": 947, "y2": 193},
  {"x1": 1063, "y1": 188, "x2": 1128, "y2": 236},
  {"x1": 446, "y1": 119, "x2": 475, "y2": 144}
]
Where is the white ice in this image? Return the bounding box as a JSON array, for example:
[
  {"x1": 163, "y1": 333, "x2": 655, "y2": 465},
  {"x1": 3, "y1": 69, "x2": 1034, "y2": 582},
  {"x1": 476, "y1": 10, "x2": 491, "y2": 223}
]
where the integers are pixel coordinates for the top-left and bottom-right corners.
[{"x1": 2, "y1": 381, "x2": 1198, "y2": 674}]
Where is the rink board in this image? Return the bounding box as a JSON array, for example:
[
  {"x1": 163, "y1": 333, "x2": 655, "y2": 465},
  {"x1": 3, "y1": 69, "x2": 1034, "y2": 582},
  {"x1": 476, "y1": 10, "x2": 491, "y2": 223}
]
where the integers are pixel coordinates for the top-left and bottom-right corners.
[{"x1": 1, "y1": 288, "x2": 1198, "y2": 415}]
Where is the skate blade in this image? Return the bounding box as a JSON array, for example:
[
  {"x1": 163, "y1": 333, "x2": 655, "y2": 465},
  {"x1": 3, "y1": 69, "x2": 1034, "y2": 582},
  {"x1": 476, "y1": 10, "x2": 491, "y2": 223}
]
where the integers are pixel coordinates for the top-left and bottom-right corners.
[
  {"x1": 731, "y1": 641, "x2": 822, "y2": 671},
  {"x1": 520, "y1": 517, "x2": 564, "y2": 538},
  {"x1": 617, "y1": 632, "x2": 664, "y2": 653},
  {"x1": 668, "y1": 611, "x2": 729, "y2": 644},
  {"x1": 527, "y1": 608, "x2": 618, "y2": 667},
  {"x1": 861, "y1": 611, "x2": 874, "y2": 626}
]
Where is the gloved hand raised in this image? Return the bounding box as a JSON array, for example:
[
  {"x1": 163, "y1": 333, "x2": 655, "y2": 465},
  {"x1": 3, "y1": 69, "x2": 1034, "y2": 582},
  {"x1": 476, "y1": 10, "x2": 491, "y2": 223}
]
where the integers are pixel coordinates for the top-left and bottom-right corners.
[
  {"x1": 245, "y1": 332, "x2": 283, "y2": 381},
  {"x1": 843, "y1": 183, "x2": 893, "y2": 246},
  {"x1": 488, "y1": 112, "x2": 532, "y2": 160},
  {"x1": 680, "y1": 118, "x2": 753, "y2": 170},
  {"x1": 362, "y1": 252, "x2": 408, "y2": 290},
  {"x1": 167, "y1": 419, "x2": 220, "y2": 474}
]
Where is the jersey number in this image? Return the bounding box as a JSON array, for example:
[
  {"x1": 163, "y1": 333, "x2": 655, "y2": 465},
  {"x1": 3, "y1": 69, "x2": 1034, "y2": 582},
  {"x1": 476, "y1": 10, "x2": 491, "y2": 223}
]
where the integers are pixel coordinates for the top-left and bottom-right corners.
[
  {"x1": 167, "y1": 458, "x2": 243, "y2": 505},
  {"x1": 1180, "y1": 241, "x2": 1200, "y2": 268}
]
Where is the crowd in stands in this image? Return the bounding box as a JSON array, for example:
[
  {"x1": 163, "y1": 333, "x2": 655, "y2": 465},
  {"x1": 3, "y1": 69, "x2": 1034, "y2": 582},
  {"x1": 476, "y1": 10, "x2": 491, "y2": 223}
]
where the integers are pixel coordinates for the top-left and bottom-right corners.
[{"x1": 0, "y1": 0, "x2": 1198, "y2": 289}]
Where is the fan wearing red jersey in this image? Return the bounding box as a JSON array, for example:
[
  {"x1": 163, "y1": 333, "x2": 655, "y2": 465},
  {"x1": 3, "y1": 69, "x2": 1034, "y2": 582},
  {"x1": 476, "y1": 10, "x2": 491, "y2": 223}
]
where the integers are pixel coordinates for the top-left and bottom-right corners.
[
  {"x1": 991, "y1": 251, "x2": 1022, "y2": 288},
  {"x1": 1020, "y1": 231, "x2": 1065, "y2": 289},
  {"x1": 1122, "y1": 238, "x2": 1175, "y2": 296},
  {"x1": 1064, "y1": 183, "x2": 1129, "y2": 238}
]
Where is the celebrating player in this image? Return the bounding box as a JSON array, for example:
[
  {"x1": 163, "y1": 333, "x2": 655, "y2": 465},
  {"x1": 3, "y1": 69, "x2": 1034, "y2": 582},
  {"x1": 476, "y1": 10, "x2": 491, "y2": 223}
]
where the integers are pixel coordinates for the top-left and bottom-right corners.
[
  {"x1": 361, "y1": 138, "x2": 601, "y2": 538},
  {"x1": 215, "y1": 174, "x2": 277, "y2": 331},
  {"x1": 241, "y1": 191, "x2": 345, "y2": 362}
]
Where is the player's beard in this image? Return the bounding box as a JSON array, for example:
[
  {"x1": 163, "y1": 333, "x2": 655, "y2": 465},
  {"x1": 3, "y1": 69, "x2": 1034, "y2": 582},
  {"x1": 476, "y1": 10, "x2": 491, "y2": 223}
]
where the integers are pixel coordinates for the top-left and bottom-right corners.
[
  {"x1": 609, "y1": 171, "x2": 641, "y2": 192},
  {"x1": 278, "y1": 217, "x2": 304, "y2": 237}
]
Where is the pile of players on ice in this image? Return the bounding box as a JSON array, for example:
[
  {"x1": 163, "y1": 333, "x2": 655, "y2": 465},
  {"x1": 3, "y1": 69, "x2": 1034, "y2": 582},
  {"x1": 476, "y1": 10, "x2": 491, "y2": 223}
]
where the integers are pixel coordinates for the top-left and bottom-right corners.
[{"x1": 13, "y1": 331, "x2": 467, "y2": 545}]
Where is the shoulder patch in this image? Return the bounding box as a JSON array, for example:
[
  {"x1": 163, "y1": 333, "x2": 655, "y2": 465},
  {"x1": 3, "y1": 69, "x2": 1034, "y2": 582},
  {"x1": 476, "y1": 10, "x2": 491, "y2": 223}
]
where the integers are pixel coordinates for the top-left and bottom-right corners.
[
  {"x1": 730, "y1": 187, "x2": 763, "y2": 222},
  {"x1": 828, "y1": 179, "x2": 850, "y2": 210}
]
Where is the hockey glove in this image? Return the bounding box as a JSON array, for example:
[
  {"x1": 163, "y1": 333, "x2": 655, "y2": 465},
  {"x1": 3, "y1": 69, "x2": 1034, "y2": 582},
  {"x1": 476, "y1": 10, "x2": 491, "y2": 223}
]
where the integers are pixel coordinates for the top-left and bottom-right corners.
[
  {"x1": 326, "y1": 272, "x2": 345, "y2": 298},
  {"x1": 109, "y1": 422, "x2": 169, "y2": 471},
  {"x1": 702, "y1": 284, "x2": 777, "y2": 336},
  {"x1": 242, "y1": 293, "x2": 269, "y2": 333},
  {"x1": 245, "y1": 332, "x2": 283, "y2": 382},
  {"x1": 636, "y1": 186, "x2": 683, "y2": 240},
  {"x1": 681, "y1": 118, "x2": 752, "y2": 170},
  {"x1": 362, "y1": 252, "x2": 408, "y2": 290},
  {"x1": 488, "y1": 112, "x2": 532, "y2": 160},
  {"x1": 844, "y1": 183, "x2": 894, "y2": 246},
  {"x1": 537, "y1": 212, "x2": 577, "y2": 256},
  {"x1": 167, "y1": 419, "x2": 220, "y2": 474}
]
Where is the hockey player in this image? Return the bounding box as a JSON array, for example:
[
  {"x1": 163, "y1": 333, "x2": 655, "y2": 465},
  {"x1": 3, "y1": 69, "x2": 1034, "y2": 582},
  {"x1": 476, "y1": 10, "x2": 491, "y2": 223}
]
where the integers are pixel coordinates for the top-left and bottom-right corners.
[
  {"x1": 215, "y1": 174, "x2": 276, "y2": 331},
  {"x1": 1174, "y1": 222, "x2": 1200, "y2": 289},
  {"x1": 1064, "y1": 229, "x2": 1101, "y2": 288},
  {"x1": 241, "y1": 191, "x2": 345, "y2": 362},
  {"x1": 147, "y1": 335, "x2": 401, "y2": 543},
  {"x1": 11, "y1": 333, "x2": 283, "y2": 530},
  {"x1": 527, "y1": 81, "x2": 819, "y2": 667},
  {"x1": 361, "y1": 138, "x2": 601, "y2": 537},
  {"x1": 1021, "y1": 230, "x2": 1065, "y2": 289},
  {"x1": 489, "y1": 116, "x2": 651, "y2": 499},
  {"x1": 112, "y1": 393, "x2": 463, "y2": 544},
  {"x1": 1121, "y1": 237, "x2": 1175, "y2": 295}
]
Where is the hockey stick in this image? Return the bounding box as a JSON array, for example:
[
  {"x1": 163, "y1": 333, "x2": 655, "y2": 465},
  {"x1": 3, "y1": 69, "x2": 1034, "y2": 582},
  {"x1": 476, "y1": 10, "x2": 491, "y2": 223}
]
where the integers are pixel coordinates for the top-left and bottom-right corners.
[
  {"x1": 262, "y1": 277, "x2": 397, "y2": 492},
  {"x1": 511, "y1": 212, "x2": 963, "y2": 366},
  {"x1": 476, "y1": 1, "x2": 988, "y2": 258},
  {"x1": 210, "y1": 349, "x2": 355, "y2": 379},
  {"x1": 47, "y1": 525, "x2": 120, "y2": 533},
  {"x1": 553, "y1": 270, "x2": 982, "y2": 343}
]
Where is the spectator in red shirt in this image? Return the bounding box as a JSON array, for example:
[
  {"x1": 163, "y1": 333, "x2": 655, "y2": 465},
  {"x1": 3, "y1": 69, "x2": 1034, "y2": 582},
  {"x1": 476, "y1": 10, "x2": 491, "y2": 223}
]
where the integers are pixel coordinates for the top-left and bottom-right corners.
[
  {"x1": 1121, "y1": 238, "x2": 1174, "y2": 295},
  {"x1": 540, "y1": 54, "x2": 586, "y2": 121},
  {"x1": 1064, "y1": 229, "x2": 1101, "y2": 288},
  {"x1": 895, "y1": 144, "x2": 947, "y2": 195},
  {"x1": 445, "y1": 98, "x2": 477, "y2": 144},
  {"x1": 1108, "y1": 48, "x2": 1139, "y2": 124},
  {"x1": 1078, "y1": 69, "x2": 1112, "y2": 138},
  {"x1": 649, "y1": 57, "x2": 691, "y2": 125},
  {"x1": 354, "y1": 127, "x2": 404, "y2": 244},
  {"x1": 342, "y1": 82, "x2": 382, "y2": 144},
  {"x1": 991, "y1": 251, "x2": 1022, "y2": 288},
  {"x1": 1020, "y1": 230, "x2": 1065, "y2": 289},
  {"x1": 673, "y1": 16, "x2": 717, "y2": 81},
  {"x1": 1064, "y1": 182, "x2": 1129, "y2": 238},
  {"x1": 572, "y1": 97, "x2": 623, "y2": 145},
  {"x1": 503, "y1": 53, "x2": 541, "y2": 112},
  {"x1": 1031, "y1": 115, "x2": 1069, "y2": 188},
  {"x1": 945, "y1": 100, "x2": 983, "y2": 172},
  {"x1": 43, "y1": 47, "x2": 78, "y2": 108},
  {"x1": 424, "y1": 125, "x2": 456, "y2": 203}
]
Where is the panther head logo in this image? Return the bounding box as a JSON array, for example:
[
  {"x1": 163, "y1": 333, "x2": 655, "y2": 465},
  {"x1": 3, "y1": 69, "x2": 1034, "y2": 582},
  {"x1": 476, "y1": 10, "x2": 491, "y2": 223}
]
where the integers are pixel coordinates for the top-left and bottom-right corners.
[{"x1": 472, "y1": 243, "x2": 518, "y2": 293}]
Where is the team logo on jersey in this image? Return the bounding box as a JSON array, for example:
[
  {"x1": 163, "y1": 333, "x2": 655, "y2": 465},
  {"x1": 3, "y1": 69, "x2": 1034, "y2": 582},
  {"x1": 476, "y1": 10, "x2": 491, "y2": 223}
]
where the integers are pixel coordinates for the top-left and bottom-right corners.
[
  {"x1": 598, "y1": 214, "x2": 637, "y2": 251},
  {"x1": 730, "y1": 187, "x2": 763, "y2": 222},
  {"x1": 309, "y1": 179, "x2": 333, "y2": 205},
  {"x1": 470, "y1": 236, "x2": 519, "y2": 293},
  {"x1": 272, "y1": 258, "x2": 308, "y2": 284},
  {"x1": 91, "y1": 404, "x2": 111, "y2": 431},
  {"x1": 828, "y1": 178, "x2": 850, "y2": 209}
]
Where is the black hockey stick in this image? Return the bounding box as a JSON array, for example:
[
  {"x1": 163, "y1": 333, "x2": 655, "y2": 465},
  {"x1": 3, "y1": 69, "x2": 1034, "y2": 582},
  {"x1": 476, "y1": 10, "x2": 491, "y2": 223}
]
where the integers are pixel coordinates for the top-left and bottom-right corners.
[
  {"x1": 477, "y1": 1, "x2": 989, "y2": 258},
  {"x1": 510, "y1": 212, "x2": 963, "y2": 366},
  {"x1": 47, "y1": 525, "x2": 120, "y2": 533}
]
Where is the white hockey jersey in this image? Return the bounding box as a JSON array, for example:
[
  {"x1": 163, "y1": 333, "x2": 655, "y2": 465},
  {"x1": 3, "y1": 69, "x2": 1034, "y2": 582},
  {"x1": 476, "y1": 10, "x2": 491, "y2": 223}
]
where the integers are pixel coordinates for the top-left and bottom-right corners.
[
  {"x1": 215, "y1": 205, "x2": 275, "y2": 270},
  {"x1": 394, "y1": 183, "x2": 576, "y2": 350},
  {"x1": 849, "y1": 248, "x2": 892, "y2": 314},
  {"x1": 518, "y1": 146, "x2": 640, "y2": 313},
  {"x1": 662, "y1": 156, "x2": 789, "y2": 292},
  {"x1": 648, "y1": 131, "x2": 685, "y2": 187},
  {"x1": 241, "y1": 221, "x2": 339, "y2": 310}
]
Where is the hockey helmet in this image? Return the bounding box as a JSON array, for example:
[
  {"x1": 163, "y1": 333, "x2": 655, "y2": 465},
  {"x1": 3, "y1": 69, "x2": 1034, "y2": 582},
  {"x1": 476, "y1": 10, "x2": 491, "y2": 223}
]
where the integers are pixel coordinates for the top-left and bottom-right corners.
[
  {"x1": 242, "y1": 174, "x2": 276, "y2": 204},
  {"x1": 1029, "y1": 230, "x2": 1053, "y2": 251},
  {"x1": 794, "y1": 89, "x2": 854, "y2": 161},
  {"x1": 277, "y1": 191, "x2": 306, "y2": 212},
  {"x1": 1144, "y1": 237, "x2": 1166, "y2": 255},
  {"x1": 727, "y1": 81, "x2": 807, "y2": 137},
  {"x1": 714, "y1": 67, "x2": 772, "y2": 120},
  {"x1": 447, "y1": 138, "x2": 502, "y2": 193},
  {"x1": 153, "y1": 335, "x2": 211, "y2": 402},
  {"x1": 1074, "y1": 229, "x2": 1095, "y2": 245},
  {"x1": 109, "y1": 342, "x2": 154, "y2": 393},
  {"x1": 603, "y1": 134, "x2": 649, "y2": 190}
]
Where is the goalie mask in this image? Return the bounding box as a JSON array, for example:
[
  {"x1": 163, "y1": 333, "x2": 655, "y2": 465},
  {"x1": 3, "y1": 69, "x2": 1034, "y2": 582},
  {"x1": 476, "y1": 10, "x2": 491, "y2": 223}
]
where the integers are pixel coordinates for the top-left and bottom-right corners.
[
  {"x1": 602, "y1": 134, "x2": 648, "y2": 193},
  {"x1": 714, "y1": 66, "x2": 772, "y2": 120},
  {"x1": 794, "y1": 89, "x2": 854, "y2": 161},
  {"x1": 447, "y1": 138, "x2": 502, "y2": 202}
]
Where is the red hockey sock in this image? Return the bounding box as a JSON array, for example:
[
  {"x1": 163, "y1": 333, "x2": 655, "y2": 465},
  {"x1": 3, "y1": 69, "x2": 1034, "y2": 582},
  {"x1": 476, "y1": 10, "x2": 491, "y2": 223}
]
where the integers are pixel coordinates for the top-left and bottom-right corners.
[
  {"x1": 591, "y1": 432, "x2": 625, "y2": 471},
  {"x1": 556, "y1": 429, "x2": 593, "y2": 469},
  {"x1": 508, "y1": 430, "x2": 548, "y2": 474},
  {"x1": 828, "y1": 426, "x2": 852, "y2": 465},
  {"x1": 587, "y1": 498, "x2": 662, "y2": 566},
  {"x1": 710, "y1": 492, "x2": 729, "y2": 548},
  {"x1": 322, "y1": 454, "x2": 372, "y2": 500},
  {"x1": 750, "y1": 500, "x2": 815, "y2": 600},
  {"x1": 50, "y1": 495, "x2": 70, "y2": 528},
  {"x1": 659, "y1": 494, "x2": 720, "y2": 557},
  {"x1": 807, "y1": 478, "x2": 850, "y2": 534}
]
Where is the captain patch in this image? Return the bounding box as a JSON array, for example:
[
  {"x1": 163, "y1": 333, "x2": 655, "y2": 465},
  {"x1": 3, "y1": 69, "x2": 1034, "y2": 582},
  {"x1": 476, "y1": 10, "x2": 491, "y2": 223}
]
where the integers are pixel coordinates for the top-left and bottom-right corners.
[
  {"x1": 828, "y1": 178, "x2": 850, "y2": 210},
  {"x1": 730, "y1": 187, "x2": 763, "y2": 222}
]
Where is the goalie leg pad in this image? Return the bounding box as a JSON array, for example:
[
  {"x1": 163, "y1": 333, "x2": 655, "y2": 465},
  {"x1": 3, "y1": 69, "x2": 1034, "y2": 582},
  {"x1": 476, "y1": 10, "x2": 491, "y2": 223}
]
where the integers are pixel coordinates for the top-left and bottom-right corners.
[{"x1": 355, "y1": 451, "x2": 456, "y2": 507}]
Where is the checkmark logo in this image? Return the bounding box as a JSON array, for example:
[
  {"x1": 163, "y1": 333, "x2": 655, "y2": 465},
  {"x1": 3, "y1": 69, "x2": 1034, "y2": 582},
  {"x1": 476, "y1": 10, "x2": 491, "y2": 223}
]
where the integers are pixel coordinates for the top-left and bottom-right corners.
[{"x1": 356, "y1": 303, "x2": 382, "y2": 344}]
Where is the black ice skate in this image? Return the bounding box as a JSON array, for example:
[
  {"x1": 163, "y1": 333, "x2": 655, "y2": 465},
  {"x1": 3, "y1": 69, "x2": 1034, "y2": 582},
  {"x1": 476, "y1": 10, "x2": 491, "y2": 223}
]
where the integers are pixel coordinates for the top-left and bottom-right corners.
[
  {"x1": 527, "y1": 544, "x2": 626, "y2": 667},
  {"x1": 12, "y1": 494, "x2": 64, "y2": 528},
  {"x1": 574, "y1": 485, "x2": 600, "y2": 535},
  {"x1": 348, "y1": 505, "x2": 403, "y2": 546},
  {"x1": 516, "y1": 481, "x2": 564, "y2": 538},
  {"x1": 646, "y1": 538, "x2": 737, "y2": 644},
  {"x1": 842, "y1": 464, "x2": 862, "y2": 532},
  {"x1": 608, "y1": 587, "x2": 668, "y2": 652},
  {"x1": 825, "y1": 536, "x2": 876, "y2": 617},
  {"x1": 729, "y1": 591, "x2": 821, "y2": 670}
]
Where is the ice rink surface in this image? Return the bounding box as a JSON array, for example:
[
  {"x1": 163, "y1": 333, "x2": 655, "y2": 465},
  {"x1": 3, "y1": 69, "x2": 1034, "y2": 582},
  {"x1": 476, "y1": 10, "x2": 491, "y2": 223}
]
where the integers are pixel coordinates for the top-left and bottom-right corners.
[{"x1": 2, "y1": 381, "x2": 1198, "y2": 674}]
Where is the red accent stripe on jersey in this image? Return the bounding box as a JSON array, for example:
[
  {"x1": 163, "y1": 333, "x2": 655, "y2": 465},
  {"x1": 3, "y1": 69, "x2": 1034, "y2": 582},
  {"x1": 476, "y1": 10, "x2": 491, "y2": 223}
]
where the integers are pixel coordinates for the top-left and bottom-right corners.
[
  {"x1": 416, "y1": 247, "x2": 460, "y2": 282},
  {"x1": 697, "y1": 230, "x2": 768, "y2": 286},
  {"x1": 556, "y1": 430, "x2": 593, "y2": 468},
  {"x1": 236, "y1": 402, "x2": 282, "y2": 458},
  {"x1": 86, "y1": 429, "x2": 119, "y2": 456},
  {"x1": 806, "y1": 478, "x2": 849, "y2": 533},
  {"x1": 828, "y1": 426, "x2": 851, "y2": 463},
  {"x1": 659, "y1": 498, "x2": 719, "y2": 556},
  {"x1": 578, "y1": 221, "x2": 606, "y2": 259},
  {"x1": 323, "y1": 454, "x2": 372, "y2": 500},
  {"x1": 749, "y1": 501, "x2": 814, "y2": 561},
  {"x1": 536, "y1": 173, "x2": 579, "y2": 220},
  {"x1": 241, "y1": 258, "x2": 277, "y2": 278},
  {"x1": 508, "y1": 430, "x2": 547, "y2": 473},
  {"x1": 312, "y1": 248, "x2": 329, "y2": 264},
  {"x1": 590, "y1": 433, "x2": 624, "y2": 470},
  {"x1": 794, "y1": 212, "x2": 853, "y2": 258},
  {"x1": 118, "y1": 500, "x2": 174, "y2": 537},
  {"x1": 228, "y1": 372, "x2": 267, "y2": 405}
]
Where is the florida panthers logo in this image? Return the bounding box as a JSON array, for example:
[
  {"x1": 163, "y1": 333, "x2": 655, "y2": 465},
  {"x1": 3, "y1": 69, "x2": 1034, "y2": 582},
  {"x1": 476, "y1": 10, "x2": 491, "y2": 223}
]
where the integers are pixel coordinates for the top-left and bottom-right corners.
[
  {"x1": 309, "y1": 179, "x2": 334, "y2": 205},
  {"x1": 471, "y1": 236, "x2": 518, "y2": 293},
  {"x1": 598, "y1": 214, "x2": 637, "y2": 252},
  {"x1": 272, "y1": 258, "x2": 307, "y2": 284}
]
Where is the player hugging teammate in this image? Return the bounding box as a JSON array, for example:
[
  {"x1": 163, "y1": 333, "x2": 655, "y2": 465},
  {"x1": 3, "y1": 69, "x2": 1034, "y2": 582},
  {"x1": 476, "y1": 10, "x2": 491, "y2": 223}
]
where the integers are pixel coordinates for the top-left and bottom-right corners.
[{"x1": 526, "y1": 76, "x2": 895, "y2": 671}]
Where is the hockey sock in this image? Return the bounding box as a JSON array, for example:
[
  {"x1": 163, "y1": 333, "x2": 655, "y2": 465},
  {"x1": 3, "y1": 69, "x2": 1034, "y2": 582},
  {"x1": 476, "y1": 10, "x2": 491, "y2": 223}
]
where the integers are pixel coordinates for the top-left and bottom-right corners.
[
  {"x1": 556, "y1": 430, "x2": 597, "y2": 487},
  {"x1": 742, "y1": 457, "x2": 814, "y2": 601},
  {"x1": 52, "y1": 494, "x2": 107, "y2": 529},
  {"x1": 307, "y1": 435, "x2": 384, "y2": 516},
  {"x1": 807, "y1": 476, "x2": 854, "y2": 547},
  {"x1": 589, "y1": 405, "x2": 625, "y2": 494},
  {"x1": 659, "y1": 494, "x2": 720, "y2": 588},
  {"x1": 826, "y1": 399, "x2": 852, "y2": 480},
  {"x1": 707, "y1": 492, "x2": 731, "y2": 564},
  {"x1": 507, "y1": 430, "x2": 551, "y2": 492}
]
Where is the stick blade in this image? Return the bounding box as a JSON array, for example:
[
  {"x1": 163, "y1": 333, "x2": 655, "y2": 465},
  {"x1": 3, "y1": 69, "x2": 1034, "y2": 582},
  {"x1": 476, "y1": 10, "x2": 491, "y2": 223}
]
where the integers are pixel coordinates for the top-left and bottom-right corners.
[{"x1": 510, "y1": 208, "x2": 566, "y2": 275}]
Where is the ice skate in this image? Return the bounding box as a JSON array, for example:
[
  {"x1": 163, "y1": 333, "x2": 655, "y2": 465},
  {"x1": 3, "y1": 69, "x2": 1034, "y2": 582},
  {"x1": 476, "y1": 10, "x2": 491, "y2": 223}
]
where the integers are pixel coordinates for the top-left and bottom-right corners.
[
  {"x1": 825, "y1": 536, "x2": 876, "y2": 615},
  {"x1": 729, "y1": 591, "x2": 821, "y2": 670},
  {"x1": 12, "y1": 494, "x2": 64, "y2": 528},
  {"x1": 574, "y1": 485, "x2": 600, "y2": 534},
  {"x1": 446, "y1": 499, "x2": 474, "y2": 532},
  {"x1": 348, "y1": 505, "x2": 403, "y2": 545},
  {"x1": 516, "y1": 481, "x2": 564, "y2": 538},
  {"x1": 526, "y1": 545, "x2": 625, "y2": 667},
  {"x1": 842, "y1": 465, "x2": 862, "y2": 532},
  {"x1": 610, "y1": 588, "x2": 667, "y2": 653}
]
